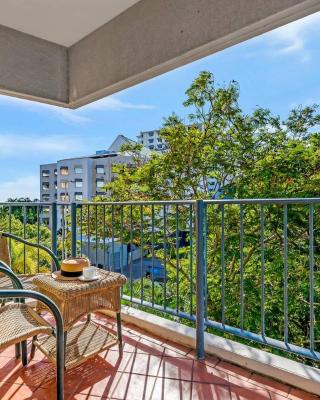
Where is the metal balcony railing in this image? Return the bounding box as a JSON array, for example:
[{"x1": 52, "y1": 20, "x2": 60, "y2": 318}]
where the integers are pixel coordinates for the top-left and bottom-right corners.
[{"x1": 0, "y1": 199, "x2": 319, "y2": 362}]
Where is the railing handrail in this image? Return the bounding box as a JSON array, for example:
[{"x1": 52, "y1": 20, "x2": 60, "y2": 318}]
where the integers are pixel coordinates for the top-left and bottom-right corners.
[{"x1": 2, "y1": 197, "x2": 320, "y2": 207}]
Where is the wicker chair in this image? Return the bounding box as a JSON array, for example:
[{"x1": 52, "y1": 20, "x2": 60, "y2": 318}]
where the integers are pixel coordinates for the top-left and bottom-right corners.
[
  {"x1": 0, "y1": 232, "x2": 60, "y2": 291},
  {"x1": 0, "y1": 266, "x2": 64, "y2": 400}
]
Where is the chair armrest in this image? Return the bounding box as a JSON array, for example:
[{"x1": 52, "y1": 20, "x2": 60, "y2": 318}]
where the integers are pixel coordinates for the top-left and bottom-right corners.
[
  {"x1": 0, "y1": 264, "x2": 23, "y2": 289},
  {"x1": 1, "y1": 232, "x2": 60, "y2": 272}
]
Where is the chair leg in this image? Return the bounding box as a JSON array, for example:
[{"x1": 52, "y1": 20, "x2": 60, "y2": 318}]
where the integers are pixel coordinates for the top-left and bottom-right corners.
[
  {"x1": 30, "y1": 336, "x2": 37, "y2": 359},
  {"x1": 56, "y1": 327, "x2": 65, "y2": 400},
  {"x1": 116, "y1": 312, "x2": 123, "y2": 355},
  {"x1": 15, "y1": 343, "x2": 21, "y2": 359},
  {"x1": 21, "y1": 341, "x2": 28, "y2": 366}
]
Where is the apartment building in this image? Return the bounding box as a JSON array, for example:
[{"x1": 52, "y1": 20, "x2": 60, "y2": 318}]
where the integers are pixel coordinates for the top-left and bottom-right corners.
[
  {"x1": 137, "y1": 130, "x2": 166, "y2": 152},
  {"x1": 39, "y1": 135, "x2": 145, "y2": 225}
]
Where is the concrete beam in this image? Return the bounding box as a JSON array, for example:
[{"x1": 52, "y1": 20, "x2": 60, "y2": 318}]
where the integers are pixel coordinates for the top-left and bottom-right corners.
[
  {"x1": 0, "y1": 1, "x2": 319, "y2": 108},
  {"x1": 0, "y1": 25, "x2": 68, "y2": 106},
  {"x1": 69, "y1": 0, "x2": 320, "y2": 108}
]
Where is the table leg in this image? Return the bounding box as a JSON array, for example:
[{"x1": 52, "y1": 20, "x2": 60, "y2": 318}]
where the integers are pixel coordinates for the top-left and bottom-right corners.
[
  {"x1": 116, "y1": 312, "x2": 123, "y2": 355},
  {"x1": 30, "y1": 336, "x2": 37, "y2": 358},
  {"x1": 87, "y1": 314, "x2": 91, "y2": 322},
  {"x1": 64, "y1": 331, "x2": 68, "y2": 369}
]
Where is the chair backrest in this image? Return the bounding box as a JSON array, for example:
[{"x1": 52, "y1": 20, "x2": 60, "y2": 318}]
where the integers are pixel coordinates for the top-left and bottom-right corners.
[{"x1": 0, "y1": 234, "x2": 11, "y2": 276}]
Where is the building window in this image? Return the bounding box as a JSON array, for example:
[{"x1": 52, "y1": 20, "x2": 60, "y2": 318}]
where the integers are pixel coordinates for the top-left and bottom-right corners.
[
  {"x1": 148, "y1": 139, "x2": 154, "y2": 144},
  {"x1": 54, "y1": 193, "x2": 57, "y2": 200},
  {"x1": 75, "y1": 179, "x2": 83, "y2": 188},
  {"x1": 149, "y1": 145, "x2": 154, "y2": 149},
  {"x1": 96, "y1": 192, "x2": 106, "y2": 196},
  {"x1": 60, "y1": 193, "x2": 69, "y2": 202},
  {"x1": 54, "y1": 181, "x2": 57, "y2": 190},
  {"x1": 96, "y1": 165, "x2": 104, "y2": 174},
  {"x1": 60, "y1": 166, "x2": 68, "y2": 176},
  {"x1": 61, "y1": 181, "x2": 68, "y2": 189},
  {"x1": 54, "y1": 169, "x2": 57, "y2": 176},
  {"x1": 42, "y1": 182, "x2": 50, "y2": 190},
  {"x1": 148, "y1": 132, "x2": 154, "y2": 137},
  {"x1": 74, "y1": 166, "x2": 82, "y2": 174},
  {"x1": 158, "y1": 138, "x2": 163, "y2": 143},
  {"x1": 42, "y1": 194, "x2": 50, "y2": 201},
  {"x1": 42, "y1": 207, "x2": 50, "y2": 214},
  {"x1": 96, "y1": 178, "x2": 105, "y2": 189},
  {"x1": 42, "y1": 170, "x2": 50, "y2": 178},
  {"x1": 42, "y1": 218, "x2": 50, "y2": 226},
  {"x1": 75, "y1": 192, "x2": 83, "y2": 201}
]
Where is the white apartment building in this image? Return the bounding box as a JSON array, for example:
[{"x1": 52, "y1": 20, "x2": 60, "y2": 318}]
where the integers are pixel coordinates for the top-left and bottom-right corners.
[
  {"x1": 137, "y1": 130, "x2": 166, "y2": 152},
  {"x1": 40, "y1": 135, "x2": 146, "y2": 225}
]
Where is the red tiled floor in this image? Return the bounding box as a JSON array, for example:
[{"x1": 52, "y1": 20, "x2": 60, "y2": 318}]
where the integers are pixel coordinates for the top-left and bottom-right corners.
[{"x1": 0, "y1": 314, "x2": 319, "y2": 400}]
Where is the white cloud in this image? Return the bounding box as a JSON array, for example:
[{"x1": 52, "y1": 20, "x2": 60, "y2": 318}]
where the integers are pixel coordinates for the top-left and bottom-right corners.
[
  {"x1": 0, "y1": 93, "x2": 155, "y2": 123},
  {"x1": 0, "y1": 175, "x2": 39, "y2": 201},
  {"x1": 82, "y1": 96, "x2": 155, "y2": 111},
  {"x1": 248, "y1": 11, "x2": 320, "y2": 62},
  {"x1": 0, "y1": 133, "x2": 87, "y2": 158}
]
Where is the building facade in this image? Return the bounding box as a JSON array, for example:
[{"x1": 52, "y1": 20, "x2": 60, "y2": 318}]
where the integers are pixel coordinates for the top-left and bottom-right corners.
[
  {"x1": 137, "y1": 130, "x2": 166, "y2": 152},
  {"x1": 39, "y1": 135, "x2": 143, "y2": 225}
]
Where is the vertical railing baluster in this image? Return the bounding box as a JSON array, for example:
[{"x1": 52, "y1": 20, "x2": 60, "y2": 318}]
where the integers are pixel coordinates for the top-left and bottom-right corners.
[
  {"x1": 87, "y1": 204, "x2": 90, "y2": 260},
  {"x1": 37, "y1": 206, "x2": 40, "y2": 273},
  {"x1": 61, "y1": 206, "x2": 65, "y2": 259},
  {"x1": 189, "y1": 204, "x2": 193, "y2": 317},
  {"x1": 284, "y1": 204, "x2": 288, "y2": 344},
  {"x1": 120, "y1": 205, "x2": 124, "y2": 278},
  {"x1": 140, "y1": 205, "x2": 143, "y2": 304},
  {"x1": 204, "y1": 203, "x2": 208, "y2": 321},
  {"x1": 196, "y1": 200, "x2": 205, "y2": 360},
  {"x1": 240, "y1": 204, "x2": 244, "y2": 332},
  {"x1": 80, "y1": 205, "x2": 83, "y2": 256},
  {"x1": 163, "y1": 204, "x2": 167, "y2": 310},
  {"x1": 260, "y1": 204, "x2": 265, "y2": 337},
  {"x1": 152, "y1": 204, "x2": 155, "y2": 307},
  {"x1": 71, "y1": 203, "x2": 77, "y2": 258},
  {"x1": 309, "y1": 203, "x2": 315, "y2": 352},
  {"x1": 130, "y1": 205, "x2": 133, "y2": 302},
  {"x1": 51, "y1": 203, "x2": 57, "y2": 266},
  {"x1": 8, "y1": 205, "x2": 12, "y2": 260},
  {"x1": 221, "y1": 204, "x2": 225, "y2": 326},
  {"x1": 111, "y1": 204, "x2": 115, "y2": 271},
  {"x1": 103, "y1": 205, "x2": 106, "y2": 269},
  {"x1": 175, "y1": 204, "x2": 179, "y2": 313},
  {"x1": 95, "y1": 205, "x2": 98, "y2": 265},
  {"x1": 23, "y1": 206, "x2": 26, "y2": 274}
]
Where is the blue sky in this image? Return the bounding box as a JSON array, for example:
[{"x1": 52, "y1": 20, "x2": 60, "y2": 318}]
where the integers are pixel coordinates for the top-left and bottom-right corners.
[{"x1": 0, "y1": 12, "x2": 319, "y2": 201}]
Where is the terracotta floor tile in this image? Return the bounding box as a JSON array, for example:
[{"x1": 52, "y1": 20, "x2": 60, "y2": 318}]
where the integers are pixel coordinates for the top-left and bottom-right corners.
[
  {"x1": 249, "y1": 373, "x2": 290, "y2": 396},
  {"x1": 109, "y1": 372, "x2": 156, "y2": 400},
  {"x1": 288, "y1": 388, "x2": 320, "y2": 399},
  {"x1": 124, "y1": 352, "x2": 162, "y2": 376},
  {"x1": 150, "y1": 377, "x2": 192, "y2": 400},
  {"x1": 215, "y1": 361, "x2": 251, "y2": 380},
  {"x1": 193, "y1": 361, "x2": 229, "y2": 385},
  {"x1": 163, "y1": 340, "x2": 191, "y2": 356},
  {"x1": 103, "y1": 349, "x2": 134, "y2": 372},
  {"x1": 135, "y1": 337, "x2": 165, "y2": 356},
  {"x1": 188, "y1": 350, "x2": 220, "y2": 367},
  {"x1": 229, "y1": 386, "x2": 273, "y2": 400},
  {"x1": 0, "y1": 382, "x2": 37, "y2": 400},
  {"x1": 192, "y1": 382, "x2": 231, "y2": 400},
  {"x1": 159, "y1": 356, "x2": 194, "y2": 381}
]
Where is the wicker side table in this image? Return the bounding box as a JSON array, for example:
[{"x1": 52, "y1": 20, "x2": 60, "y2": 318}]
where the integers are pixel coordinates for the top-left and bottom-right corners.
[{"x1": 32, "y1": 268, "x2": 127, "y2": 369}]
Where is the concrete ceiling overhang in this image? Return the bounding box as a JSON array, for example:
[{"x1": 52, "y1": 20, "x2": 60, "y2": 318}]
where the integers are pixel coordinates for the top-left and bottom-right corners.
[{"x1": 0, "y1": 0, "x2": 319, "y2": 109}]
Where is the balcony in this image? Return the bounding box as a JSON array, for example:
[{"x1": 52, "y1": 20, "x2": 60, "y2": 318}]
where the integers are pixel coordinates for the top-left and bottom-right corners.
[{"x1": 0, "y1": 198, "x2": 319, "y2": 399}]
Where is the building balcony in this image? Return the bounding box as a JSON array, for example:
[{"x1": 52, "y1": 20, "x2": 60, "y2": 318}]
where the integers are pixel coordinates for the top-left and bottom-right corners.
[{"x1": 0, "y1": 198, "x2": 319, "y2": 399}]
